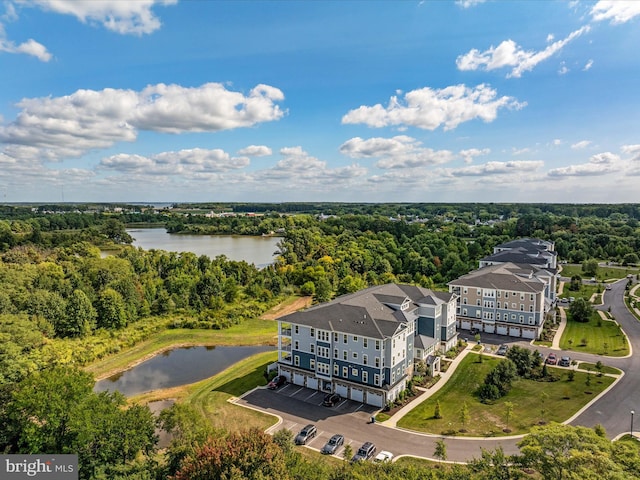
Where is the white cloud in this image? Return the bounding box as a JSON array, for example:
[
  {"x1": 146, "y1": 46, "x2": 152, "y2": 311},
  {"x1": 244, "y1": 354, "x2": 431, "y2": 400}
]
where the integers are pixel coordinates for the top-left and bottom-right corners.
[
  {"x1": 512, "y1": 147, "x2": 532, "y2": 155},
  {"x1": 0, "y1": 82, "x2": 285, "y2": 161},
  {"x1": 552, "y1": 139, "x2": 563, "y2": 146},
  {"x1": 621, "y1": 144, "x2": 640, "y2": 162},
  {"x1": 571, "y1": 140, "x2": 592, "y2": 149},
  {"x1": 342, "y1": 84, "x2": 525, "y2": 131},
  {"x1": 591, "y1": 1, "x2": 640, "y2": 25},
  {"x1": 30, "y1": 0, "x2": 177, "y2": 35},
  {"x1": 547, "y1": 152, "x2": 621, "y2": 177},
  {"x1": 558, "y1": 63, "x2": 569, "y2": 75},
  {"x1": 455, "y1": 0, "x2": 486, "y2": 8},
  {"x1": 446, "y1": 160, "x2": 544, "y2": 177},
  {"x1": 583, "y1": 59, "x2": 594, "y2": 71},
  {"x1": 459, "y1": 148, "x2": 490, "y2": 164},
  {"x1": 546, "y1": 34, "x2": 555, "y2": 43},
  {"x1": 0, "y1": 36, "x2": 51, "y2": 61},
  {"x1": 237, "y1": 145, "x2": 272, "y2": 157},
  {"x1": 456, "y1": 26, "x2": 590, "y2": 78}
]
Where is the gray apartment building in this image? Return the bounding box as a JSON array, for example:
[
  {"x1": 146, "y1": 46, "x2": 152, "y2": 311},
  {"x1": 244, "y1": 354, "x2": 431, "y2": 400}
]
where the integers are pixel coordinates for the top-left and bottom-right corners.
[{"x1": 277, "y1": 283, "x2": 458, "y2": 407}]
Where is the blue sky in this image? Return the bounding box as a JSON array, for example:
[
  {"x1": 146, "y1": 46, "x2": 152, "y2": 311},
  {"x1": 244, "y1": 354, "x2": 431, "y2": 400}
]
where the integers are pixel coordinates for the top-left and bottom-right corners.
[{"x1": 0, "y1": 0, "x2": 639, "y2": 203}]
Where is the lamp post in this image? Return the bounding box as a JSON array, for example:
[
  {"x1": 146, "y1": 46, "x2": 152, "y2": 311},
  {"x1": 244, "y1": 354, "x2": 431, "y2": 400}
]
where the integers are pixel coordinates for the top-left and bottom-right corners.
[{"x1": 632, "y1": 410, "x2": 635, "y2": 439}]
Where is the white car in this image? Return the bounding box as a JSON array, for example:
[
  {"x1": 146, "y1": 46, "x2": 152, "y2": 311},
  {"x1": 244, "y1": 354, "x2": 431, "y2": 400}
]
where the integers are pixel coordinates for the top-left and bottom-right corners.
[{"x1": 374, "y1": 451, "x2": 394, "y2": 463}]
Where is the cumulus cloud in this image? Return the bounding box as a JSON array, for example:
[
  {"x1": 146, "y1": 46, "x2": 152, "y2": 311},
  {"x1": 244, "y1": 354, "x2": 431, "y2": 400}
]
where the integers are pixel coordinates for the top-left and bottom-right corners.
[
  {"x1": 591, "y1": 1, "x2": 640, "y2": 24},
  {"x1": 446, "y1": 160, "x2": 544, "y2": 177},
  {"x1": 459, "y1": 148, "x2": 490, "y2": 164},
  {"x1": 99, "y1": 148, "x2": 249, "y2": 175},
  {"x1": 0, "y1": 2, "x2": 52, "y2": 61},
  {"x1": 237, "y1": 145, "x2": 272, "y2": 157},
  {"x1": 621, "y1": 144, "x2": 640, "y2": 162},
  {"x1": 456, "y1": 26, "x2": 590, "y2": 78},
  {"x1": 342, "y1": 84, "x2": 525, "y2": 131},
  {"x1": 571, "y1": 140, "x2": 592, "y2": 149},
  {"x1": 547, "y1": 152, "x2": 620, "y2": 177},
  {"x1": 339, "y1": 135, "x2": 454, "y2": 169},
  {"x1": 30, "y1": 0, "x2": 177, "y2": 35},
  {"x1": 0, "y1": 82, "x2": 285, "y2": 161}
]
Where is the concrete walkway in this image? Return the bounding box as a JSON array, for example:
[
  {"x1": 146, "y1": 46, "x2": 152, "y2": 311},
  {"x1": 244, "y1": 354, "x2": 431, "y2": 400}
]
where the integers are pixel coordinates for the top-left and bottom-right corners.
[
  {"x1": 382, "y1": 344, "x2": 474, "y2": 427},
  {"x1": 551, "y1": 306, "x2": 567, "y2": 350}
]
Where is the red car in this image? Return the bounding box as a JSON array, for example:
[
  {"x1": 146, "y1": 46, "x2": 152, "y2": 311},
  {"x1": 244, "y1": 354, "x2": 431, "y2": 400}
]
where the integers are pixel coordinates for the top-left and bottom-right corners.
[
  {"x1": 546, "y1": 353, "x2": 557, "y2": 365},
  {"x1": 267, "y1": 375, "x2": 286, "y2": 390}
]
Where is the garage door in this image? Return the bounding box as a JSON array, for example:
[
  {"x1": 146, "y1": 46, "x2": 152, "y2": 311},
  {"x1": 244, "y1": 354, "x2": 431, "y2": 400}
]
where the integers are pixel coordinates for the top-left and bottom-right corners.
[
  {"x1": 484, "y1": 324, "x2": 495, "y2": 334},
  {"x1": 461, "y1": 320, "x2": 471, "y2": 330},
  {"x1": 522, "y1": 328, "x2": 536, "y2": 339},
  {"x1": 509, "y1": 326, "x2": 521, "y2": 337},
  {"x1": 496, "y1": 325, "x2": 508, "y2": 335},
  {"x1": 335, "y1": 383, "x2": 348, "y2": 398},
  {"x1": 350, "y1": 388, "x2": 364, "y2": 403},
  {"x1": 293, "y1": 373, "x2": 305, "y2": 386},
  {"x1": 366, "y1": 392, "x2": 383, "y2": 408},
  {"x1": 306, "y1": 377, "x2": 318, "y2": 390}
]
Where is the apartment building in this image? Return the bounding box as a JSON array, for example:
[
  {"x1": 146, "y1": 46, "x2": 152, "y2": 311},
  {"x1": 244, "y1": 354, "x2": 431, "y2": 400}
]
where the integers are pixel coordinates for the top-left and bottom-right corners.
[
  {"x1": 448, "y1": 262, "x2": 547, "y2": 339},
  {"x1": 277, "y1": 283, "x2": 458, "y2": 407}
]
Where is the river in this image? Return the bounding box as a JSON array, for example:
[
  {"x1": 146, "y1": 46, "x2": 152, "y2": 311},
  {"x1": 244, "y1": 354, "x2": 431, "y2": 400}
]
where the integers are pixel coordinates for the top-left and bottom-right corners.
[{"x1": 127, "y1": 228, "x2": 281, "y2": 267}]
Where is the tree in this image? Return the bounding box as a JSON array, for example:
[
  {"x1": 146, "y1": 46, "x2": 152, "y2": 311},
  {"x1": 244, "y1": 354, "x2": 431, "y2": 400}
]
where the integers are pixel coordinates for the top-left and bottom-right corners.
[
  {"x1": 569, "y1": 297, "x2": 593, "y2": 323},
  {"x1": 434, "y1": 439, "x2": 447, "y2": 461},
  {"x1": 459, "y1": 402, "x2": 469, "y2": 432},
  {"x1": 582, "y1": 259, "x2": 599, "y2": 277},
  {"x1": 504, "y1": 401, "x2": 514, "y2": 433},
  {"x1": 96, "y1": 288, "x2": 127, "y2": 329},
  {"x1": 60, "y1": 289, "x2": 96, "y2": 337},
  {"x1": 434, "y1": 400, "x2": 443, "y2": 419},
  {"x1": 506, "y1": 345, "x2": 535, "y2": 377},
  {"x1": 468, "y1": 447, "x2": 525, "y2": 480},
  {"x1": 342, "y1": 443, "x2": 353, "y2": 463}
]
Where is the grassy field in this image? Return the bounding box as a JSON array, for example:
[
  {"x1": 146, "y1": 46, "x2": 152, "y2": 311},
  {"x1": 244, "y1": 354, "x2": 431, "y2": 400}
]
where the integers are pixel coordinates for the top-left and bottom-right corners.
[
  {"x1": 86, "y1": 317, "x2": 279, "y2": 379},
  {"x1": 131, "y1": 350, "x2": 279, "y2": 432},
  {"x1": 560, "y1": 264, "x2": 639, "y2": 281},
  {"x1": 397, "y1": 354, "x2": 615, "y2": 437},
  {"x1": 558, "y1": 284, "x2": 602, "y2": 301},
  {"x1": 577, "y1": 362, "x2": 622, "y2": 375},
  {"x1": 560, "y1": 312, "x2": 629, "y2": 357}
]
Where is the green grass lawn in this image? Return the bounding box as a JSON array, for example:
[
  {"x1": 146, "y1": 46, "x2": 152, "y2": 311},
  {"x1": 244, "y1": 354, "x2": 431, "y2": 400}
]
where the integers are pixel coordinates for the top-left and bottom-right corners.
[
  {"x1": 558, "y1": 284, "x2": 602, "y2": 301},
  {"x1": 577, "y1": 362, "x2": 621, "y2": 375},
  {"x1": 560, "y1": 264, "x2": 639, "y2": 281},
  {"x1": 396, "y1": 354, "x2": 615, "y2": 437},
  {"x1": 560, "y1": 312, "x2": 629, "y2": 357}
]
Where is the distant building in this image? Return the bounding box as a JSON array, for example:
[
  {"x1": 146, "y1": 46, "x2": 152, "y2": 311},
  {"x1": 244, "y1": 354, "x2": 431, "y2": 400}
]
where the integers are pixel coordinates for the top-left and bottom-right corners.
[{"x1": 277, "y1": 284, "x2": 458, "y2": 407}]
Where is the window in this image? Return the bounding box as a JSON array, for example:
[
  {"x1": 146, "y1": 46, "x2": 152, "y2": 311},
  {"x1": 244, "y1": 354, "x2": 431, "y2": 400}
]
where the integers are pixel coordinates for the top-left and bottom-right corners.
[
  {"x1": 318, "y1": 330, "x2": 329, "y2": 342},
  {"x1": 476, "y1": 310, "x2": 481, "y2": 318},
  {"x1": 496, "y1": 313, "x2": 501, "y2": 320},
  {"x1": 530, "y1": 294, "x2": 534, "y2": 301},
  {"x1": 333, "y1": 332, "x2": 338, "y2": 342},
  {"x1": 497, "y1": 302, "x2": 501, "y2": 308},
  {"x1": 512, "y1": 303, "x2": 517, "y2": 309},
  {"x1": 363, "y1": 354, "x2": 368, "y2": 365},
  {"x1": 520, "y1": 294, "x2": 524, "y2": 300},
  {"x1": 310, "y1": 359, "x2": 315, "y2": 369},
  {"x1": 310, "y1": 344, "x2": 315, "y2": 354},
  {"x1": 529, "y1": 317, "x2": 534, "y2": 325},
  {"x1": 374, "y1": 374, "x2": 380, "y2": 386},
  {"x1": 476, "y1": 299, "x2": 481, "y2": 306},
  {"x1": 343, "y1": 334, "x2": 347, "y2": 344},
  {"x1": 511, "y1": 314, "x2": 516, "y2": 320},
  {"x1": 462, "y1": 308, "x2": 467, "y2": 316},
  {"x1": 529, "y1": 305, "x2": 534, "y2": 312},
  {"x1": 463, "y1": 297, "x2": 468, "y2": 305},
  {"x1": 520, "y1": 304, "x2": 524, "y2": 311},
  {"x1": 497, "y1": 291, "x2": 501, "y2": 298},
  {"x1": 334, "y1": 348, "x2": 338, "y2": 359},
  {"x1": 342, "y1": 366, "x2": 348, "y2": 378},
  {"x1": 477, "y1": 289, "x2": 481, "y2": 295},
  {"x1": 463, "y1": 287, "x2": 468, "y2": 294},
  {"x1": 505, "y1": 291, "x2": 509, "y2": 298},
  {"x1": 362, "y1": 371, "x2": 368, "y2": 383},
  {"x1": 352, "y1": 368, "x2": 358, "y2": 377},
  {"x1": 294, "y1": 355, "x2": 300, "y2": 366},
  {"x1": 352, "y1": 352, "x2": 358, "y2": 360},
  {"x1": 353, "y1": 336, "x2": 358, "y2": 342},
  {"x1": 310, "y1": 328, "x2": 315, "y2": 337},
  {"x1": 375, "y1": 340, "x2": 380, "y2": 350},
  {"x1": 375, "y1": 357, "x2": 380, "y2": 368},
  {"x1": 363, "y1": 338, "x2": 368, "y2": 348},
  {"x1": 295, "y1": 325, "x2": 299, "y2": 334},
  {"x1": 294, "y1": 341, "x2": 299, "y2": 350},
  {"x1": 391, "y1": 372, "x2": 395, "y2": 383},
  {"x1": 343, "y1": 351, "x2": 347, "y2": 360},
  {"x1": 317, "y1": 363, "x2": 329, "y2": 375},
  {"x1": 318, "y1": 346, "x2": 329, "y2": 358},
  {"x1": 334, "y1": 364, "x2": 339, "y2": 375},
  {"x1": 519, "y1": 315, "x2": 524, "y2": 324}
]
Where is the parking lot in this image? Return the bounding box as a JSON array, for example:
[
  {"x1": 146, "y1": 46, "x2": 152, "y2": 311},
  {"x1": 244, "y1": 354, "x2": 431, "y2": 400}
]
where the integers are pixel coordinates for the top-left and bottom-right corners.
[{"x1": 234, "y1": 384, "x2": 386, "y2": 460}]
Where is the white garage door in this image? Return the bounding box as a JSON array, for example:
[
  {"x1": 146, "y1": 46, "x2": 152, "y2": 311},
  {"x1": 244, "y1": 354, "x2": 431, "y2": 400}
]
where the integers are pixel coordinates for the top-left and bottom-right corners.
[
  {"x1": 350, "y1": 388, "x2": 364, "y2": 403},
  {"x1": 472, "y1": 322, "x2": 483, "y2": 330},
  {"x1": 461, "y1": 320, "x2": 471, "y2": 330},
  {"x1": 366, "y1": 392, "x2": 383, "y2": 408},
  {"x1": 306, "y1": 377, "x2": 318, "y2": 390},
  {"x1": 484, "y1": 324, "x2": 495, "y2": 334},
  {"x1": 522, "y1": 328, "x2": 536, "y2": 339},
  {"x1": 496, "y1": 325, "x2": 508, "y2": 335},
  {"x1": 293, "y1": 373, "x2": 305, "y2": 386},
  {"x1": 509, "y1": 326, "x2": 521, "y2": 337},
  {"x1": 335, "y1": 383, "x2": 348, "y2": 398}
]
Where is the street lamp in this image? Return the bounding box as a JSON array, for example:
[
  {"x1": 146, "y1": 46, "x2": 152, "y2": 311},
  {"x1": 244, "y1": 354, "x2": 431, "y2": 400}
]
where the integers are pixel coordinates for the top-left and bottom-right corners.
[{"x1": 631, "y1": 410, "x2": 635, "y2": 439}]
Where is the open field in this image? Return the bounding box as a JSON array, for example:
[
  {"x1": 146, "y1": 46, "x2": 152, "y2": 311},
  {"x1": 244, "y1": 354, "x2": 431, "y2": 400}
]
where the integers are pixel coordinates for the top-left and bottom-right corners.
[
  {"x1": 397, "y1": 354, "x2": 615, "y2": 437},
  {"x1": 560, "y1": 312, "x2": 629, "y2": 357},
  {"x1": 560, "y1": 264, "x2": 639, "y2": 281},
  {"x1": 577, "y1": 362, "x2": 622, "y2": 375}
]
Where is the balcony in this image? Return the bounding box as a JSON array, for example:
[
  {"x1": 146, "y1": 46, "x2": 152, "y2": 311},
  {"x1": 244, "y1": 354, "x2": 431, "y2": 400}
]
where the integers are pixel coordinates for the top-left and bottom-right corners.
[
  {"x1": 279, "y1": 353, "x2": 292, "y2": 364},
  {"x1": 280, "y1": 344, "x2": 292, "y2": 352},
  {"x1": 280, "y1": 327, "x2": 292, "y2": 337}
]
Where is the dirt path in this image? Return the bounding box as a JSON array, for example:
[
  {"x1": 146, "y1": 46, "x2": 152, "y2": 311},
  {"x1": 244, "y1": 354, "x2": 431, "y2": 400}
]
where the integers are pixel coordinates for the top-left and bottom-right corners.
[{"x1": 261, "y1": 296, "x2": 312, "y2": 320}]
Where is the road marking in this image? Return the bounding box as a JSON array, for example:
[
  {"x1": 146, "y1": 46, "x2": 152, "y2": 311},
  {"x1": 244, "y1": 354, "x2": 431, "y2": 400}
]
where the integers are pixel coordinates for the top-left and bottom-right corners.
[
  {"x1": 289, "y1": 387, "x2": 304, "y2": 397},
  {"x1": 305, "y1": 391, "x2": 319, "y2": 401},
  {"x1": 336, "y1": 399, "x2": 348, "y2": 408},
  {"x1": 354, "y1": 403, "x2": 364, "y2": 412}
]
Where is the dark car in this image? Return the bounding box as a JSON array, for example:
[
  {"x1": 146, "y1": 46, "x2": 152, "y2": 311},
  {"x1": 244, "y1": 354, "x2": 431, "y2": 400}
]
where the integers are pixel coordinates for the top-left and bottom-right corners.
[
  {"x1": 351, "y1": 442, "x2": 376, "y2": 463},
  {"x1": 496, "y1": 344, "x2": 508, "y2": 356},
  {"x1": 322, "y1": 393, "x2": 341, "y2": 407},
  {"x1": 559, "y1": 356, "x2": 571, "y2": 367},
  {"x1": 470, "y1": 327, "x2": 480, "y2": 335},
  {"x1": 546, "y1": 353, "x2": 557, "y2": 365},
  {"x1": 321, "y1": 434, "x2": 344, "y2": 455},
  {"x1": 294, "y1": 424, "x2": 317, "y2": 445},
  {"x1": 267, "y1": 375, "x2": 286, "y2": 390}
]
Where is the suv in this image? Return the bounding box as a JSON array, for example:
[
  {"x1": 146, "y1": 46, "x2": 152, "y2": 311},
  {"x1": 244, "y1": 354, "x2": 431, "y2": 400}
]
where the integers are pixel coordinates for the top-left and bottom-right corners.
[
  {"x1": 267, "y1": 375, "x2": 286, "y2": 390},
  {"x1": 351, "y1": 442, "x2": 376, "y2": 463},
  {"x1": 496, "y1": 344, "x2": 508, "y2": 356},
  {"x1": 322, "y1": 393, "x2": 341, "y2": 407},
  {"x1": 321, "y1": 434, "x2": 344, "y2": 455},
  {"x1": 294, "y1": 424, "x2": 317, "y2": 445},
  {"x1": 546, "y1": 353, "x2": 557, "y2": 365},
  {"x1": 559, "y1": 356, "x2": 571, "y2": 367}
]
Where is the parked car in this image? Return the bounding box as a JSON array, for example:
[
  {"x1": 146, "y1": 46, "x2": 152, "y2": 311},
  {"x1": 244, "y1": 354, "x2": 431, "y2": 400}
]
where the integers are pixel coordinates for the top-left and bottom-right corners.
[
  {"x1": 294, "y1": 424, "x2": 317, "y2": 445},
  {"x1": 373, "y1": 451, "x2": 394, "y2": 463},
  {"x1": 496, "y1": 344, "x2": 508, "y2": 356},
  {"x1": 546, "y1": 353, "x2": 558, "y2": 365},
  {"x1": 322, "y1": 393, "x2": 341, "y2": 407},
  {"x1": 321, "y1": 434, "x2": 344, "y2": 455},
  {"x1": 267, "y1": 375, "x2": 286, "y2": 390},
  {"x1": 469, "y1": 327, "x2": 480, "y2": 335},
  {"x1": 559, "y1": 356, "x2": 571, "y2": 367},
  {"x1": 606, "y1": 285, "x2": 612, "y2": 290},
  {"x1": 351, "y1": 442, "x2": 376, "y2": 462}
]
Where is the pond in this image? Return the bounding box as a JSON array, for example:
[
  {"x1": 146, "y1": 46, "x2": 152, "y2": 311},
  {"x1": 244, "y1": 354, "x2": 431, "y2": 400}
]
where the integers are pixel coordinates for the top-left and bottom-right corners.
[
  {"x1": 94, "y1": 345, "x2": 274, "y2": 397},
  {"x1": 126, "y1": 228, "x2": 281, "y2": 267}
]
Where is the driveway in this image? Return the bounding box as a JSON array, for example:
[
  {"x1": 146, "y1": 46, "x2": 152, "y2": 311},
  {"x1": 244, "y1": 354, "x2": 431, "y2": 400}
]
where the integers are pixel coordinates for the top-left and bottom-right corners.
[{"x1": 236, "y1": 278, "x2": 639, "y2": 461}]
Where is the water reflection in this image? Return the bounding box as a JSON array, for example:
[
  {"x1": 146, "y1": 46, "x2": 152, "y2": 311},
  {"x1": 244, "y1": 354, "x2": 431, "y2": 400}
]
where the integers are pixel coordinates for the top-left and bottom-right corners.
[{"x1": 94, "y1": 345, "x2": 274, "y2": 397}]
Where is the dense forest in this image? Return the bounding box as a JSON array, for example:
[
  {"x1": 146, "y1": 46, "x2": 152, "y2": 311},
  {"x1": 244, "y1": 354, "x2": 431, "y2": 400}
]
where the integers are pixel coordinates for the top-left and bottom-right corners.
[{"x1": 1, "y1": 203, "x2": 639, "y2": 478}]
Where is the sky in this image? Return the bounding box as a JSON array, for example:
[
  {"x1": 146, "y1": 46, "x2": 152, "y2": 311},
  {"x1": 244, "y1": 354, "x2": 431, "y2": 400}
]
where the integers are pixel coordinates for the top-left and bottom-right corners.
[{"x1": 0, "y1": 0, "x2": 639, "y2": 204}]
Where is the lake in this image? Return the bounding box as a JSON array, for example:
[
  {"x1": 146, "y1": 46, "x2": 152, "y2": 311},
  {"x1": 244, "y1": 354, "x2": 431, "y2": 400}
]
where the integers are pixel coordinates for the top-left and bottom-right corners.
[
  {"x1": 127, "y1": 228, "x2": 281, "y2": 267},
  {"x1": 94, "y1": 345, "x2": 274, "y2": 397}
]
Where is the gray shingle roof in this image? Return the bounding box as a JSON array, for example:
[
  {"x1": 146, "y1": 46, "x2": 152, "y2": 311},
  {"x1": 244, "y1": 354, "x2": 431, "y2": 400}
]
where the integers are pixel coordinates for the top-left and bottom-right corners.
[{"x1": 448, "y1": 263, "x2": 546, "y2": 293}]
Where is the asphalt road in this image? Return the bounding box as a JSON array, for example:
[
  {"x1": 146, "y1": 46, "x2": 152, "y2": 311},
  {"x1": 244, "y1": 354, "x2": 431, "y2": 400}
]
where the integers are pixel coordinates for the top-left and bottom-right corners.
[{"x1": 236, "y1": 277, "x2": 639, "y2": 461}]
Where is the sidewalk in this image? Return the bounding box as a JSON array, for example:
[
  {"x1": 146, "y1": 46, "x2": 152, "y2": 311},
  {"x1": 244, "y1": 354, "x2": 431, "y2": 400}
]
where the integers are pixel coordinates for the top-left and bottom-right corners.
[
  {"x1": 382, "y1": 344, "x2": 474, "y2": 427},
  {"x1": 551, "y1": 307, "x2": 567, "y2": 350}
]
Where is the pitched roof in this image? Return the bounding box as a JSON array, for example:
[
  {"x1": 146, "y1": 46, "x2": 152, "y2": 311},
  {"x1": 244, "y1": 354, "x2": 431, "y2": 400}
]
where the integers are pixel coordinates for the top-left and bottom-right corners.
[{"x1": 448, "y1": 263, "x2": 546, "y2": 293}]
